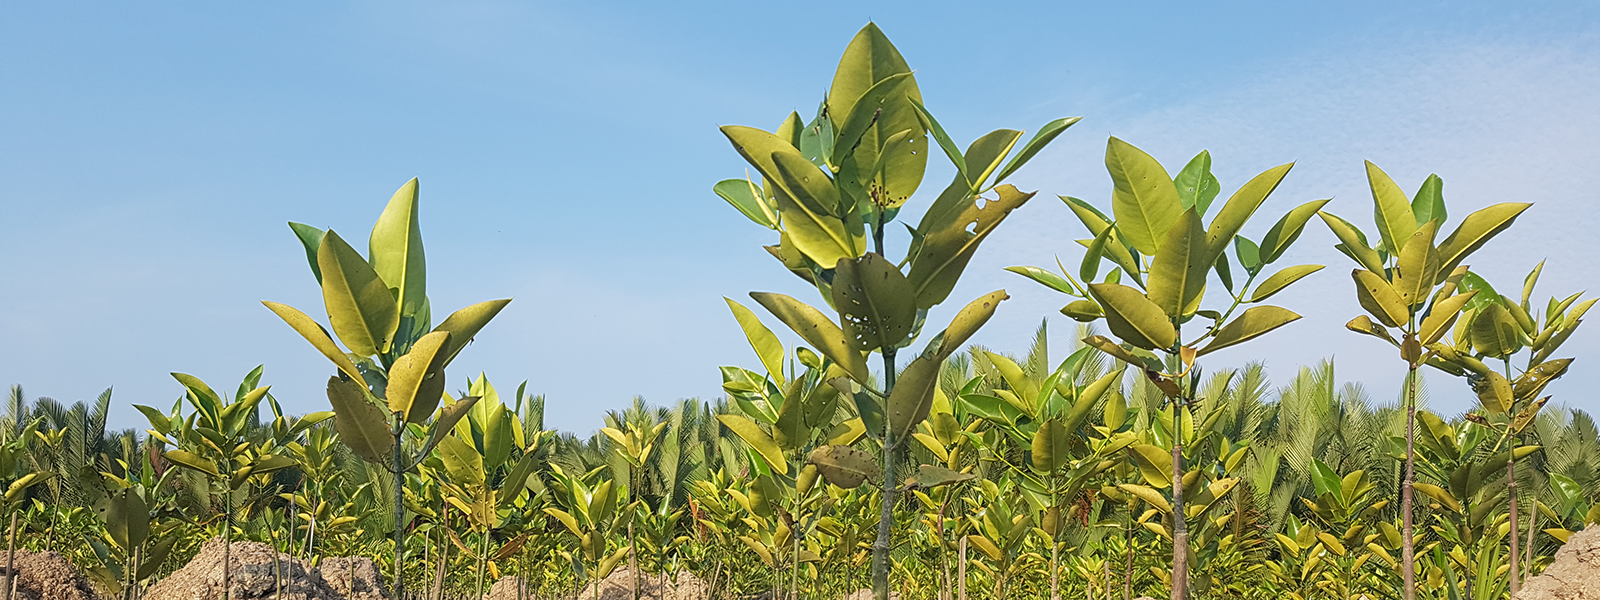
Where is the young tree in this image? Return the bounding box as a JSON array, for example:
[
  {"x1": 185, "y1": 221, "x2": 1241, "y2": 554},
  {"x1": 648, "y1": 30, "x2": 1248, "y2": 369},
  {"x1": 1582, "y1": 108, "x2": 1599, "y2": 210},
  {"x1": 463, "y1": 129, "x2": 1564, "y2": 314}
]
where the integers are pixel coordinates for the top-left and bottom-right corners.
[
  {"x1": 264, "y1": 178, "x2": 510, "y2": 597},
  {"x1": 1317, "y1": 163, "x2": 1529, "y2": 600},
  {"x1": 1011, "y1": 140, "x2": 1325, "y2": 599},
  {"x1": 713, "y1": 24, "x2": 1077, "y2": 600}
]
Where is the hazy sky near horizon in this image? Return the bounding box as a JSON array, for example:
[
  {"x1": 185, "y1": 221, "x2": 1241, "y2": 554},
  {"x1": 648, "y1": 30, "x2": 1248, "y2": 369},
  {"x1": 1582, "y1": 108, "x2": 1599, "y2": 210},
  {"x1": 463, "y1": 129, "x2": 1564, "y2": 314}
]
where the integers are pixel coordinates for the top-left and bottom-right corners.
[{"x1": 3, "y1": 1, "x2": 1599, "y2": 433}]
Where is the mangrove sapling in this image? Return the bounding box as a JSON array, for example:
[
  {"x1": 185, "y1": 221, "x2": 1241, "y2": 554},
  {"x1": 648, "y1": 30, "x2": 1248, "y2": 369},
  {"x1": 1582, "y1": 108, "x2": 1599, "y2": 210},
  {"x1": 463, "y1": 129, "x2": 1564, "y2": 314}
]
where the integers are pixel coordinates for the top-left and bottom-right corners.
[
  {"x1": 1426, "y1": 264, "x2": 1592, "y2": 595},
  {"x1": 1011, "y1": 139, "x2": 1325, "y2": 599},
  {"x1": 713, "y1": 23, "x2": 1077, "y2": 600},
  {"x1": 265, "y1": 178, "x2": 511, "y2": 597},
  {"x1": 1318, "y1": 164, "x2": 1530, "y2": 600},
  {"x1": 134, "y1": 372, "x2": 308, "y2": 600},
  {"x1": 0, "y1": 418, "x2": 48, "y2": 600}
]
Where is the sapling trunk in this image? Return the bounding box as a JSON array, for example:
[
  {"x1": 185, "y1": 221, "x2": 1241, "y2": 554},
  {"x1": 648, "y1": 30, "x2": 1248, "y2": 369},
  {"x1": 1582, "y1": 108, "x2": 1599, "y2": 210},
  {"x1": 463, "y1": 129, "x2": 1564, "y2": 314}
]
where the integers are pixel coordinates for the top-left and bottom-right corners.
[
  {"x1": 1169, "y1": 401, "x2": 1187, "y2": 600},
  {"x1": 392, "y1": 423, "x2": 407, "y2": 600},
  {"x1": 1401, "y1": 367, "x2": 1418, "y2": 600},
  {"x1": 4, "y1": 511, "x2": 15, "y2": 600},
  {"x1": 871, "y1": 347, "x2": 899, "y2": 600},
  {"x1": 224, "y1": 475, "x2": 234, "y2": 600},
  {"x1": 477, "y1": 529, "x2": 490, "y2": 598},
  {"x1": 958, "y1": 532, "x2": 967, "y2": 600}
]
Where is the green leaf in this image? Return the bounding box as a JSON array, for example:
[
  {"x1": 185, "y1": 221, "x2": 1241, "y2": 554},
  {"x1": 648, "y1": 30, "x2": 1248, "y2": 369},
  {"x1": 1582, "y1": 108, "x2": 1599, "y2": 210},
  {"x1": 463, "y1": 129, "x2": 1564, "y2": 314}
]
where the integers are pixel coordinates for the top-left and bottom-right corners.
[
  {"x1": 1258, "y1": 199, "x2": 1332, "y2": 264},
  {"x1": 1420, "y1": 291, "x2": 1478, "y2": 345},
  {"x1": 431, "y1": 299, "x2": 512, "y2": 367},
  {"x1": 1249, "y1": 265, "x2": 1324, "y2": 303},
  {"x1": 1365, "y1": 161, "x2": 1418, "y2": 255},
  {"x1": 288, "y1": 222, "x2": 325, "y2": 283},
  {"x1": 318, "y1": 230, "x2": 400, "y2": 357},
  {"x1": 725, "y1": 298, "x2": 785, "y2": 384},
  {"x1": 833, "y1": 72, "x2": 916, "y2": 165},
  {"x1": 437, "y1": 434, "x2": 485, "y2": 486},
  {"x1": 102, "y1": 487, "x2": 150, "y2": 552},
  {"x1": 774, "y1": 184, "x2": 859, "y2": 268},
  {"x1": 326, "y1": 376, "x2": 394, "y2": 466},
  {"x1": 750, "y1": 292, "x2": 869, "y2": 383},
  {"x1": 907, "y1": 184, "x2": 1035, "y2": 309},
  {"x1": 1352, "y1": 270, "x2": 1409, "y2": 328},
  {"x1": 774, "y1": 147, "x2": 843, "y2": 216},
  {"x1": 1173, "y1": 150, "x2": 1220, "y2": 216},
  {"x1": 385, "y1": 331, "x2": 451, "y2": 425},
  {"x1": 1129, "y1": 444, "x2": 1173, "y2": 488},
  {"x1": 993, "y1": 116, "x2": 1081, "y2": 183},
  {"x1": 960, "y1": 129, "x2": 1024, "y2": 192},
  {"x1": 1087, "y1": 283, "x2": 1176, "y2": 351},
  {"x1": 905, "y1": 464, "x2": 976, "y2": 489},
  {"x1": 369, "y1": 177, "x2": 427, "y2": 321},
  {"x1": 1005, "y1": 266, "x2": 1077, "y2": 295},
  {"x1": 162, "y1": 449, "x2": 219, "y2": 477},
  {"x1": 1233, "y1": 236, "x2": 1262, "y2": 274},
  {"x1": 1391, "y1": 220, "x2": 1440, "y2": 306},
  {"x1": 909, "y1": 98, "x2": 967, "y2": 183},
  {"x1": 1204, "y1": 163, "x2": 1294, "y2": 263},
  {"x1": 832, "y1": 252, "x2": 917, "y2": 352},
  {"x1": 886, "y1": 353, "x2": 941, "y2": 442},
  {"x1": 426, "y1": 396, "x2": 479, "y2": 457},
  {"x1": 717, "y1": 414, "x2": 787, "y2": 476},
  {"x1": 1146, "y1": 208, "x2": 1208, "y2": 318},
  {"x1": 936, "y1": 290, "x2": 1010, "y2": 358},
  {"x1": 1031, "y1": 419, "x2": 1071, "y2": 472},
  {"x1": 1434, "y1": 202, "x2": 1533, "y2": 280},
  {"x1": 828, "y1": 24, "x2": 927, "y2": 209},
  {"x1": 137, "y1": 537, "x2": 177, "y2": 581},
  {"x1": 1063, "y1": 196, "x2": 1112, "y2": 235},
  {"x1": 1105, "y1": 137, "x2": 1181, "y2": 255},
  {"x1": 1318, "y1": 212, "x2": 1386, "y2": 275},
  {"x1": 714, "y1": 178, "x2": 776, "y2": 229},
  {"x1": 1198, "y1": 306, "x2": 1302, "y2": 357},
  {"x1": 1412, "y1": 174, "x2": 1446, "y2": 226},
  {"x1": 807, "y1": 445, "x2": 880, "y2": 489},
  {"x1": 1081, "y1": 226, "x2": 1113, "y2": 283},
  {"x1": 1470, "y1": 303, "x2": 1521, "y2": 358},
  {"x1": 482, "y1": 405, "x2": 514, "y2": 470}
]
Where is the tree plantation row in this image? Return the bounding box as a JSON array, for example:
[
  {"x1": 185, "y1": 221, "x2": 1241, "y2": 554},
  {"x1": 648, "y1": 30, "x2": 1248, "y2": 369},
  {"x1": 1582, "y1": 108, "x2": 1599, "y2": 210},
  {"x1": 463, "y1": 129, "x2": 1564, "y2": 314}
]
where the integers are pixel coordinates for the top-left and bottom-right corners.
[{"x1": 2, "y1": 22, "x2": 1596, "y2": 600}]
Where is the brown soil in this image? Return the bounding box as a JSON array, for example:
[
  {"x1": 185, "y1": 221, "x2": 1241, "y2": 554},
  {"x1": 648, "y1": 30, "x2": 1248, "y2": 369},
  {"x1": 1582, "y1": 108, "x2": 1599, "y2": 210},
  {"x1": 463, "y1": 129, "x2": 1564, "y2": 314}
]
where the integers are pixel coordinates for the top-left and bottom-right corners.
[
  {"x1": 576, "y1": 568, "x2": 707, "y2": 600},
  {"x1": 142, "y1": 538, "x2": 389, "y2": 600},
  {"x1": 0, "y1": 550, "x2": 105, "y2": 600},
  {"x1": 841, "y1": 591, "x2": 899, "y2": 600},
  {"x1": 1517, "y1": 526, "x2": 1600, "y2": 600},
  {"x1": 483, "y1": 576, "x2": 527, "y2": 600},
  {"x1": 318, "y1": 557, "x2": 389, "y2": 600}
]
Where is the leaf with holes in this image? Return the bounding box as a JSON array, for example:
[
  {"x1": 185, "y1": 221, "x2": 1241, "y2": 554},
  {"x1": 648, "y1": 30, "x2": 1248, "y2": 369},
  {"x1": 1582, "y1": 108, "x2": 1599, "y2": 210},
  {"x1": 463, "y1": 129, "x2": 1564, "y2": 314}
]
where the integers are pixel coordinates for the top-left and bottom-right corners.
[
  {"x1": 807, "y1": 445, "x2": 880, "y2": 489},
  {"x1": 832, "y1": 252, "x2": 916, "y2": 352}
]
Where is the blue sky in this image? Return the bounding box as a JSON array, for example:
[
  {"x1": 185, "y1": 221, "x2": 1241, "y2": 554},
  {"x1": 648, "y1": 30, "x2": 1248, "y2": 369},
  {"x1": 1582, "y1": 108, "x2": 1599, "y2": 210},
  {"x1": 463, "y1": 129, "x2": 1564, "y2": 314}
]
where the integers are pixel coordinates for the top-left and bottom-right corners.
[{"x1": 3, "y1": 1, "x2": 1598, "y2": 433}]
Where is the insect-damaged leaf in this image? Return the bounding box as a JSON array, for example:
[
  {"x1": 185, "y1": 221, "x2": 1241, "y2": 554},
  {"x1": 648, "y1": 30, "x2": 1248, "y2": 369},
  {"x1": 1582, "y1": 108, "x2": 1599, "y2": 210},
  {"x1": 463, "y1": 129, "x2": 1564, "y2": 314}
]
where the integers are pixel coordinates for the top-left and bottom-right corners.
[
  {"x1": 750, "y1": 292, "x2": 870, "y2": 383},
  {"x1": 832, "y1": 253, "x2": 916, "y2": 352},
  {"x1": 807, "y1": 445, "x2": 880, "y2": 489},
  {"x1": 908, "y1": 185, "x2": 1035, "y2": 309}
]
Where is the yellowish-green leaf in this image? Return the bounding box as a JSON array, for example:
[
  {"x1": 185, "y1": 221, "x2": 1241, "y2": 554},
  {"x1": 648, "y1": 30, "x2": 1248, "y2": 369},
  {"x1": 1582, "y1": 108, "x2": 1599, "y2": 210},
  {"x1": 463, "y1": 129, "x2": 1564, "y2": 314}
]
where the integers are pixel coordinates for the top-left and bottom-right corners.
[
  {"x1": 386, "y1": 331, "x2": 451, "y2": 424},
  {"x1": 907, "y1": 185, "x2": 1034, "y2": 309},
  {"x1": 1088, "y1": 283, "x2": 1176, "y2": 350},
  {"x1": 1147, "y1": 208, "x2": 1208, "y2": 318},
  {"x1": 326, "y1": 376, "x2": 394, "y2": 465},
  {"x1": 1318, "y1": 212, "x2": 1386, "y2": 275},
  {"x1": 1353, "y1": 270, "x2": 1409, "y2": 328},
  {"x1": 1365, "y1": 161, "x2": 1417, "y2": 254},
  {"x1": 318, "y1": 230, "x2": 399, "y2": 356},
  {"x1": 1435, "y1": 203, "x2": 1533, "y2": 279},
  {"x1": 261, "y1": 301, "x2": 364, "y2": 383},
  {"x1": 1105, "y1": 137, "x2": 1181, "y2": 255},
  {"x1": 725, "y1": 298, "x2": 785, "y2": 384},
  {"x1": 749, "y1": 292, "x2": 869, "y2": 383},
  {"x1": 1258, "y1": 199, "x2": 1331, "y2": 264},
  {"x1": 431, "y1": 299, "x2": 512, "y2": 367},
  {"x1": 832, "y1": 252, "x2": 917, "y2": 352},
  {"x1": 1204, "y1": 163, "x2": 1294, "y2": 261},
  {"x1": 1198, "y1": 306, "x2": 1302, "y2": 357},
  {"x1": 1250, "y1": 265, "x2": 1324, "y2": 303},
  {"x1": 717, "y1": 414, "x2": 787, "y2": 475},
  {"x1": 368, "y1": 177, "x2": 427, "y2": 319},
  {"x1": 1392, "y1": 220, "x2": 1440, "y2": 306},
  {"x1": 807, "y1": 445, "x2": 880, "y2": 489},
  {"x1": 1420, "y1": 291, "x2": 1478, "y2": 345}
]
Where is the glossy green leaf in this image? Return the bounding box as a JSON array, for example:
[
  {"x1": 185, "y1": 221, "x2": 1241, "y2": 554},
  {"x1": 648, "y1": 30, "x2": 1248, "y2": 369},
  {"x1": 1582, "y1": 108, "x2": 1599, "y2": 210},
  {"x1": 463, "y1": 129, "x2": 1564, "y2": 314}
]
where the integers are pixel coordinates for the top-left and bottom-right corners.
[
  {"x1": 832, "y1": 252, "x2": 917, "y2": 351},
  {"x1": 426, "y1": 395, "x2": 479, "y2": 457},
  {"x1": 1130, "y1": 444, "x2": 1174, "y2": 488},
  {"x1": 162, "y1": 449, "x2": 219, "y2": 477},
  {"x1": 1420, "y1": 291, "x2": 1478, "y2": 345},
  {"x1": 993, "y1": 116, "x2": 1081, "y2": 183},
  {"x1": 1471, "y1": 302, "x2": 1522, "y2": 358},
  {"x1": 714, "y1": 178, "x2": 776, "y2": 229},
  {"x1": 1392, "y1": 220, "x2": 1440, "y2": 306},
  {"x1": 1249, "y1": 265, "x2": 1324, "y2": 303},
  {"x1": 828, "y1": 24, "x2": 926, "y2": 210},
  {"x1": 774, "y1": 148, "x2": 842, "y2": 217},
  {"x1": 431, "y1": 299, "x2": 512, "y2": 367},
  {"x1": 1365, "y1": 161, "x2": 1417, "y2": 254},
  {"x1": 369, "y1": 177, "x2": 427, "y2": 321},
  {"x1": 1005, "y1": 266, "x2": 1076, "y2": 295},
  {"x1": 1087, "y1": 283, "x2": 1176, "y2": 351},
  {"x1": 718, "y1": 414, "x2": 788, "y2": 475},
  {"x1": 1105, "y1": 137, "x2": 1181, "y2": 255},
  {"x1": 1204, "y1": 163, "x2": 1293, "y2": 262},
  {"x1": 318, "y1": 230, "x2": 399, "y2": 357},
  {"x1": 1434, "y1": 202, "x2": 1533, "y2": 280},
  {"x1": 437, "y1": 434, "x2": 485, "y2": 486},
  {"x1": 1318, "y1": 212, "x2": 1386, "y2": 275},
  {"x1": 1352, "y1": 270, "x2": 1409, "y2": 328},
  {"x1": 886, "y1": 353, "x2": 941, "y2": 441},
  {"x1": 288, "y1": 222, "x2": 325, "y2": 283},
  {"x1": 905, "y1": 464, "x2": 976, "y2": 489},
  {"x1": 1411, "y1": 173, "x2": 1446, "y2": 226},
  {"x1": 1173, "y1": 150, "x2": 1221, "y2": 216},
  {"x1": 1258, "y1": 199, "x2": 1331, "y2": 264},
  {"x1": 1198, "y1": 306, "x2": 1302, "y2": 357},
  {"x1": 909, "y1": 98, "x2": 966, "y2": 182},
  {"x1": 1146, "y1": 208, "x2": 1208, "y2": 318},
  {"x1": 102, "y1": 487, "x2": 150, "y2": 552},
  {"x1": 725, "y1": 298, "x2": 785, "y2": 384},
  {"x1": 385, "y1": 331, "x2": 451, "y2": 424},
  {"x1": 961, "y1": 129, "x2": 1024, "y2": 192},
  {"x1": 937, "y1": 290, "x2": 1010, "y2": 358},
  {"x1": 1031, "y1": 419, "x2": 1071, "y2": 472}
]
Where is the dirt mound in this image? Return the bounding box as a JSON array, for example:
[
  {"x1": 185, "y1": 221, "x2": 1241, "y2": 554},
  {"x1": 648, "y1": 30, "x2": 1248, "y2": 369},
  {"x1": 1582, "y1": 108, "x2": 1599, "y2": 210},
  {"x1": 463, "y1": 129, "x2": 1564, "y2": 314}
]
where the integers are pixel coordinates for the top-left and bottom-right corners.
[
  {"x1": 0, "y1": 550, "x2": 104, "y2": 600},
  {"x1": 318, "y1": 557, "x2": 389, "y2": 600},
  {"x1": 484, "y1": 576, "x2": 527, "y2": 600},
  {"x1": 841, "y1": 592, "x2": 900, "y2": 600},
  {"x1": 143, "y1": 538, "x2": 387, "y2": 600},
  {"x1": 578, "y1": 568, "x2": 707, "y2": 600},
  {"x1": 1517, "y1": 526, "x2": 1600, "y2": 600}
]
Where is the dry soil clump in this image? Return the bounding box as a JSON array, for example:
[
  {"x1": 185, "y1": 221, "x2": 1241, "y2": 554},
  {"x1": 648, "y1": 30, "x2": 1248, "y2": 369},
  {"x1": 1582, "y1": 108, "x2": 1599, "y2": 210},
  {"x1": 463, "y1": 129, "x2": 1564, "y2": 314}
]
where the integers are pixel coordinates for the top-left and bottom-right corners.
[
  {"x1": 0, "y1": 550, "x2": 104, "y2": 600},
  {"x1": 1517, "y1": 526, "x2": 1600, "y2": 600},
  {"x1": 143, "y1": 538, "x2": 388, "y2": 600},
  {"x1": 577, "y1": 568, "x2": 707, "y2": 600}
]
